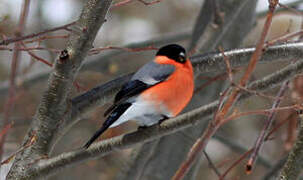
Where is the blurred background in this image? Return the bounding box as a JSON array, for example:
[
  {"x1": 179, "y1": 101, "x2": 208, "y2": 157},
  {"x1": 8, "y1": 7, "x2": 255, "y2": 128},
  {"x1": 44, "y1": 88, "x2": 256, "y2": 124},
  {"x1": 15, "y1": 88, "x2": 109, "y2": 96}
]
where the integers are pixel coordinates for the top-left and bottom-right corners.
[{"x1": 0, "y1": 0, "x2": 303, "y2": 179}]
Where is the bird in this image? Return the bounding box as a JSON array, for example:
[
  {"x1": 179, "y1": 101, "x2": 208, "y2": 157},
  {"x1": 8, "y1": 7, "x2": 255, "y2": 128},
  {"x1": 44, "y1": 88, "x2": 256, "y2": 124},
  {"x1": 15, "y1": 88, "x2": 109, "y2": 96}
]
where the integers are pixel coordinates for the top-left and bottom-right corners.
[{"x1": 84, "y1": 44, "x2": 194, "y2": 148}]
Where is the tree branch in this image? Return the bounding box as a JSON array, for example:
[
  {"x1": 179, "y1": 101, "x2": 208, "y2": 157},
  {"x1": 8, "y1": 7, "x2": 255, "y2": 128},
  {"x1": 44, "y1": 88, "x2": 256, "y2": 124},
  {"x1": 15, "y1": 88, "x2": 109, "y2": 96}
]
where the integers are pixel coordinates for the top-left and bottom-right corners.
[
  {"x1": 247, "y1": 80, "x2": 289, "y2": 173},
  {"x1": 70, "y1": 42, "x2": 303, "y2": 126},
  {"x1": 0, "y1": 21, "x2": 76, "y2": 46},
  {"x1": 6, "y1": 0, "x2": 112, "y2": 179},
  {"x1": 1, "y1": 0, "x2": 31, "y2": 163},
  {"x1": 214, "y1": 134, "x2": 272, "y2": 168},
  {"x1": 47, "y1": 42, "x2": 303, "y2": 158},
  {"x1": 262, "y1": 156, "x2": 287, "y2": 180},
  {"x1": 24, "y1": 55, "x2": 303, "y2": 179},
  {"x1": 124, "y1": 140, "x2": 160, "y2": 180},
  {"x1": 277, "y1": 114, "x2": 303, "y2": 180}
]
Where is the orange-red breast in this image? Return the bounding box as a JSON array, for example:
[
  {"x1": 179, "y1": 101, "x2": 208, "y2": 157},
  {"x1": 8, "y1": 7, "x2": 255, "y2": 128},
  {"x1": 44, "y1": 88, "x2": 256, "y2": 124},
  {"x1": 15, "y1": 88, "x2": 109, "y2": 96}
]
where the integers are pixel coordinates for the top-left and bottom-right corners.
[{"x1": 84, "y1": 44, "x2": 194, "y2": 148}]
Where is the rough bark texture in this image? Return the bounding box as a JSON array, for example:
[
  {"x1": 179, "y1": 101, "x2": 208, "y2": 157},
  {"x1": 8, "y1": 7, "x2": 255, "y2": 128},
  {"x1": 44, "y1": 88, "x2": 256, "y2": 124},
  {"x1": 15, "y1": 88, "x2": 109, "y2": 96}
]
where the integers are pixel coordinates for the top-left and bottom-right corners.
[
  {"x1": 277, "y1": 116, "x2": 303, "y2": 180},
  {"x1": 6, "y1": 0, "x2": 112, "y2": 179}
]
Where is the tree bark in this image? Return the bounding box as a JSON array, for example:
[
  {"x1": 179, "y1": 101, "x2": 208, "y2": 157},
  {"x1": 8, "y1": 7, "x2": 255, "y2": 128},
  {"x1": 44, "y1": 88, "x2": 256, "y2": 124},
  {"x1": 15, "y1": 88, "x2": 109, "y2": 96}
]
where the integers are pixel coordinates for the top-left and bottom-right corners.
[
  {"x1": 6, "y1": 0, "x2": 112, "y2": 179},
  {"x1": 277, "y1": 115, "x2": 303, "y2": 180}
]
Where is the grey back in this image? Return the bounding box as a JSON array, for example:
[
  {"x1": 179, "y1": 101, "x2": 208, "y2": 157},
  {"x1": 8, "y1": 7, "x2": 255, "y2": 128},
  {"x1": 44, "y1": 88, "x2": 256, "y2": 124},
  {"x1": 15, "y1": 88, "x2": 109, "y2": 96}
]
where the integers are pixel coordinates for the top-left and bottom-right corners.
[{"x1": 132, "y1": 61, "x2": 175, "y2": 85}]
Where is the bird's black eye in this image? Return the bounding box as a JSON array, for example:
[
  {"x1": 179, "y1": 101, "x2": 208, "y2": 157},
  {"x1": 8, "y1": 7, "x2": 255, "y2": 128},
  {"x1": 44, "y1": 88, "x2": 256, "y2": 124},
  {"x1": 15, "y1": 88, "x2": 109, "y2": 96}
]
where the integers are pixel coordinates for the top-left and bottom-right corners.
[{"x1": 179, "y1": 52, "x2": 186, "y2": 63}]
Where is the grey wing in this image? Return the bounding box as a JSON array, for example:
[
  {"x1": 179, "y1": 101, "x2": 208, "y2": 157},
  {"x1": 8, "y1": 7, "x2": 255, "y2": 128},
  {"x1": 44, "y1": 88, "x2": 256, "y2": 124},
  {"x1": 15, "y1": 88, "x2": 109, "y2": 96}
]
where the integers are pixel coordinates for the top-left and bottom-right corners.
[
  {"x1": 131, "y1": 61, "x2": 175, "y2": 85},
  {"x1": 103, "y1": 61, "x2": 175, "y2": 117}
]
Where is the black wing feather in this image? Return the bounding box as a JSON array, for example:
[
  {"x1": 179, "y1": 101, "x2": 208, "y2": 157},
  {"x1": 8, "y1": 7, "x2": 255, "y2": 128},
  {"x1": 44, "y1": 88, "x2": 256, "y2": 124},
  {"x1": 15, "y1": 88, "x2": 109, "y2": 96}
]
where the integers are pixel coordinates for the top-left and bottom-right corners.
[
  {"x1": 104, "y1": 62, "x2": 175, "y2": 117},
  {"x1": 84, "y1": 103, "x2": 132, "y2": 148},
  {"x1": 104, "y1": 80, "x2": 151, "y2": 117},
  {"x1": 114, "y1": 80, "x2": 150, "y2": 103}
]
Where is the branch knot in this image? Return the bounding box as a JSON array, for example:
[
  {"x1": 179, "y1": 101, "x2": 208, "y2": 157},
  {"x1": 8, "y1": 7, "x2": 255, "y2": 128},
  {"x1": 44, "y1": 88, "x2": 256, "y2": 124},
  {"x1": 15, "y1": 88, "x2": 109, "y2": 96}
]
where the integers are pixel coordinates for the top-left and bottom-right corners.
[{"x1": 58, "y1": 49, "x2": 69, "y2": 63}]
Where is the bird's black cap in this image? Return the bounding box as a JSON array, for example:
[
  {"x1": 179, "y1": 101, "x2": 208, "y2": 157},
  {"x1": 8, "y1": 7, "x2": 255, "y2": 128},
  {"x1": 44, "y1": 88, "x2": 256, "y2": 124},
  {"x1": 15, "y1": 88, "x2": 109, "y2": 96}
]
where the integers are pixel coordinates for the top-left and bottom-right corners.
[{"x1": 156, "y1": 44, "x2": 187, "y2": 63}]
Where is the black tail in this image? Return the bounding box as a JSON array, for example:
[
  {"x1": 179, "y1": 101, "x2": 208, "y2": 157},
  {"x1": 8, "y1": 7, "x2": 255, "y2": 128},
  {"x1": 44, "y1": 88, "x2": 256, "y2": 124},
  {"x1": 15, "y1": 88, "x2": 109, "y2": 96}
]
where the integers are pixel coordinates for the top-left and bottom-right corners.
[{"x1": 83, "y1": 103, "x2": 131, "y2": 149}]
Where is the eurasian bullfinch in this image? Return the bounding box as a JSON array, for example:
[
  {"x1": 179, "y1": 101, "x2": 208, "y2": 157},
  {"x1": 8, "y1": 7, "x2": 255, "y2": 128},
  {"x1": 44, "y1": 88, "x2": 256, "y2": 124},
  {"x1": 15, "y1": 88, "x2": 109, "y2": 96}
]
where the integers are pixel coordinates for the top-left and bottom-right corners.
[{"x1": 84, "y1": 44, "x2": 194, "y2": 148}]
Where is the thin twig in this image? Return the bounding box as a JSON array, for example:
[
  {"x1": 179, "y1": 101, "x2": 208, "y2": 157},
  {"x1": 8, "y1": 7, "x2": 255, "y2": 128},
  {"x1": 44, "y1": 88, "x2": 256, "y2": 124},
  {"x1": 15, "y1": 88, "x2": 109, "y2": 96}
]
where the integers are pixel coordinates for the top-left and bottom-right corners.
[
  {"x1": 219, "y1": 46, "x2": 233, "y2": 82},
  {"x1": 111, "y1": 0, "x2": 132, "y2": 8},
  {"x1": 0, "y1": 21, "x2": 76, "y2": 46},
  {"x1": 1, "y1": 131, "x2": 37, "y2": 166},
  {"x1": 203, "y1": 150, "x2": 222, "y2": 178},
  {"x1": 24, "y1": 34, "x2": 69, "y2": 44},
  {"x1": 20, "y1": 42, "x2": 53, "y2": 67},
  {"x1": 214, "y1": 134, "x2": 272, "y2": 168},
  {"x1": 232, "y1": 83, "x2": 285, "y2": 101},
  {"x1": 172, "y1": 1, "x2": 279, "y2": 179},
  {"x1": 278, "y1": 2, "x2": 303, "y2": 15},
  {"x1": 265, "y1": 112, "x2": 296, "y2": 141},
  {"x1": 265, "y1": 30, "x2": 303, "y2": 47},
  {"x1": 257, "y1": 0, "x2": 303, "y2": 17},
  {"x1": 88, "y1": 45, "x2": 157, "y2": 55},
  {"x1": 0, "y1": 123, "x2": 13, "y2": 139},
  {"x1": 0, "y1": 45, "x2": 61, "y2": 52},
  {"x1": 137, "y1": 0, "x2": 162, "y2": 5},
  {"x1": 195, "y1": 72, "x2": 230, "y2": 93},
  {"x1": 0, "y1": 0, "x2": 31, "y2": 164},
  {"x1": 216, "y1": 0, "x2": 278, "y2": 123},
  {"x1": 111, "y1": 0, "x2": 162, "y2": 9},
  {"x1": 246, "y1": 80, "x2": 290, "y2": 173},
  {"x1": 219, "y1": 149, "x2": 253, "y2": 180},
  {"x1": 6, "y1": 0, "x2": 112, "y2": 179}
]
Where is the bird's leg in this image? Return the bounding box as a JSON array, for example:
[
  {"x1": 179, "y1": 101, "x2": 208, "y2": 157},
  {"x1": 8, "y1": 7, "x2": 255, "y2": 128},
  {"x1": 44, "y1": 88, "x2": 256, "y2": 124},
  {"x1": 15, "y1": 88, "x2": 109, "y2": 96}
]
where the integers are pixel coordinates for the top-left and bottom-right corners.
[
  {"x1": 137, "y1": 115, "x2": 169, "y2": 130},
  {"x1": 137, "y1": 125, "x2": 149, "y2": 131}
]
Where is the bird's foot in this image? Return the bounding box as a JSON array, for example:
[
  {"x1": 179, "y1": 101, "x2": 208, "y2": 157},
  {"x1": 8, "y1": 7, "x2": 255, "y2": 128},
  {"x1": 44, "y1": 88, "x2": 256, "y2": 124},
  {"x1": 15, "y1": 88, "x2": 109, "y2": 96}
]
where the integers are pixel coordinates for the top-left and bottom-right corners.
[
  {"x1": 158, "y1": 115, "x2": 169, "y2": 125},
  {"x1": 137, "y1": 125, "x2": 149, "y2": 131}
]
